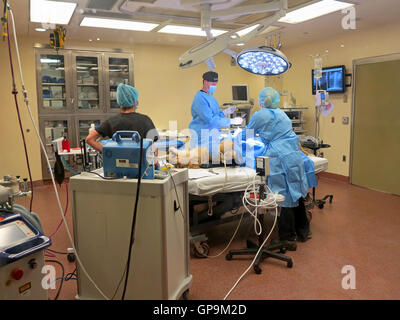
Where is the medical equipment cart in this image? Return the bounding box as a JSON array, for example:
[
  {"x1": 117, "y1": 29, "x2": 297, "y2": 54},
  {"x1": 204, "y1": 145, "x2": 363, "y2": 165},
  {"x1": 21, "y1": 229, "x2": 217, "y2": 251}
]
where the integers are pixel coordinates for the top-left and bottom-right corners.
[{"x1": 70, "y1": 168, "x2": 192, "y2": 300}]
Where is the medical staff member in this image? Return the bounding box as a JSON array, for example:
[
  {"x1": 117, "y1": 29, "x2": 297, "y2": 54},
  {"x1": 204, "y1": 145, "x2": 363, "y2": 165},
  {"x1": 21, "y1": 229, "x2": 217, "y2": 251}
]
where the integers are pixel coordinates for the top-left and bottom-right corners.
[
  {"x1": 241, "y1": 87, "x2": 311, "y2": 242},
  {"x1": 86, "y1": 83, "x2": 158, "y2": 153},
  {"x1": 189, "y1": 71, "x2": 242, "y2": 149}
]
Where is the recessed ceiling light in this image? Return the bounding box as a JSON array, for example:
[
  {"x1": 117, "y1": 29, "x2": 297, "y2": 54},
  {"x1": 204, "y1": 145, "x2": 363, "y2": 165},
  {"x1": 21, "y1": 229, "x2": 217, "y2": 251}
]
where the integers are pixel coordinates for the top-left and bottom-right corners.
[
  {"x1": 279, "y1": 0, "x2": 354, "y2": 24},
  {"x1": 89, "y1": 39, "x2": 93, "y2": 42},
  {"x1": 30, "y1": 0, "x2": 77, "y2": 25},
  {"x1": 80, "y1": 17, "x2": 159, "y2": 32},
  {"x1": 157, "y1": 25, "x2": 227, "y2": 37},
  {"x1": 96, "y1": 38, "x2": 100, "y2": 41},
  {"x1": 35, "y1": 27, "x2": 47, "y2": 32}
]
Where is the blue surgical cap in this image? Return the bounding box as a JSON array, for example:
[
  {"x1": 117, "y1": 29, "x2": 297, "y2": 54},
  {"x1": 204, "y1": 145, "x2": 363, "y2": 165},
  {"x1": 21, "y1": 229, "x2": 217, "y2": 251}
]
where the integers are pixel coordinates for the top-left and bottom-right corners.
[
  {"x1": 258, "y1": 87, "x2": 280, "y2": 109},
  {"x1": 116, "y1": 84, "x2": 139, "y2": 107}
]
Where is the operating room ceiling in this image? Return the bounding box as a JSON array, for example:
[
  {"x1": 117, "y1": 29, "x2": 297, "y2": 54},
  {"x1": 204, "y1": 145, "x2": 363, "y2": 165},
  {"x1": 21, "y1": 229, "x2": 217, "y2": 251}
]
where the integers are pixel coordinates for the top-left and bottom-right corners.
[{"x1": 10, "y1": 0, "x2": 400, "y2": 49}]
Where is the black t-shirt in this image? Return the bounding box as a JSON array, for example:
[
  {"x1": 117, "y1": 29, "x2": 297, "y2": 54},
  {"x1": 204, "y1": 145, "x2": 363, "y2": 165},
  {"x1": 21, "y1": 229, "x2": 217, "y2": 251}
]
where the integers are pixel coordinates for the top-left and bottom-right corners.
[{"x1": 96, "y1": 112, "x2": 158, "y2": 141}]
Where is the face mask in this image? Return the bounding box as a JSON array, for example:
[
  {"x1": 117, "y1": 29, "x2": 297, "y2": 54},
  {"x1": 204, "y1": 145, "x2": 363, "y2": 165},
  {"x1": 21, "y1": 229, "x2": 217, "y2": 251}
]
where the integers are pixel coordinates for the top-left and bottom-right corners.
[{"x1": 208, "y1": 85, "x2": 217, "y2": 94}]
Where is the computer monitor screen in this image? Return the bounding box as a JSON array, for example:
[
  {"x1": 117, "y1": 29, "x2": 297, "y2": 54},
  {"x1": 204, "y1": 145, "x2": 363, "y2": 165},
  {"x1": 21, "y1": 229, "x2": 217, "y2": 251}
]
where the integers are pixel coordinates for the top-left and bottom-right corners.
[
  {"x1": 232, "y1": 85, "x2": 248, "y2": 103},
  {"x1": 312, "y1": 65, "x2": 346, "y2": 94}
]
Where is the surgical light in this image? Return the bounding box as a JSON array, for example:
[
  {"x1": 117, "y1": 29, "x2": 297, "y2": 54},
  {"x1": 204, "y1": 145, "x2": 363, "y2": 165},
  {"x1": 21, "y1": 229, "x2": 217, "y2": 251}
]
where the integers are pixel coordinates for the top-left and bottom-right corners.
[{"x1": 236, "y1": 46, "x2": 291, "y2": 76}]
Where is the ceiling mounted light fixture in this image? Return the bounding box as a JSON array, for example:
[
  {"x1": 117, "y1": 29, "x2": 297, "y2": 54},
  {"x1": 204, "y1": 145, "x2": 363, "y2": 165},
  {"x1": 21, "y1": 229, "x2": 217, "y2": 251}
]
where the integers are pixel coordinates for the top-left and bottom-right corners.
[
  {"x1": 30, "y1": 0, "x2": 77, "y2": 25},
  {"x1": 80, "y1": 17, "x2": 159, "y2": 31},
  {"x1": 279, "y1": 0, "x2": 354, "y2": 24},
  {"x1": 236, "y1": 46, "x2": 291, "y2": 76}
]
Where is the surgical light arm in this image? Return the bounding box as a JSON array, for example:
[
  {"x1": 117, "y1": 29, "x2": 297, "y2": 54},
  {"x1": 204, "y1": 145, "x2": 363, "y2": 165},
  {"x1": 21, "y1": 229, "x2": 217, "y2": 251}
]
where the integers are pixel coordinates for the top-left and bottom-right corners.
[{"x1": 179, "y1": 0, "x2": 287, "y2": 69}]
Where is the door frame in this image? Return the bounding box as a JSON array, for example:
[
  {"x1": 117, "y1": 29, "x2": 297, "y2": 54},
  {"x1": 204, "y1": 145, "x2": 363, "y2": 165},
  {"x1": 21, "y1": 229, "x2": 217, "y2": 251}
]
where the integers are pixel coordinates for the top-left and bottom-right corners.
[{"x1": 350, "y1": 53, "x2": 400, "y2": 184}]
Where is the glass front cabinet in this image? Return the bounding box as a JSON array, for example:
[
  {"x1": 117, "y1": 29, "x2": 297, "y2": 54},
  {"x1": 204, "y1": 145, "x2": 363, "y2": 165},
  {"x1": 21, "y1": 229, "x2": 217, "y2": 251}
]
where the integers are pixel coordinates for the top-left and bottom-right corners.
[{"x1": 35, "y1": 48, "x2": 134, "y2": 179}]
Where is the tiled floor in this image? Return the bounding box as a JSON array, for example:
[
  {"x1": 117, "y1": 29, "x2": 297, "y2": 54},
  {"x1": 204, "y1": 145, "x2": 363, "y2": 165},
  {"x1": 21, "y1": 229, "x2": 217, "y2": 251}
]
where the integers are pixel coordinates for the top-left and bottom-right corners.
[{"x1": 15, "y1": 176, "x2": 400, "y2": 300}]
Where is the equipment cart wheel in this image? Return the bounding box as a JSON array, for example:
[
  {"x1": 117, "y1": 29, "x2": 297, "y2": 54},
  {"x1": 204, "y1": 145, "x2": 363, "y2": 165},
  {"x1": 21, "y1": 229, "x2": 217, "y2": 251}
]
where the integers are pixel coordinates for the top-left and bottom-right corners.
[
  {"x1": 287, "y1": 260, "x2": 293, "y2": 268},
  {"x1": 225, "y1": 253, "x2": 232, "y2": 260},
  {"x1": 254, "y1": 265, "x2": 262, "y2": 274},
  {"x1": 318, "y1": 203, "x2": 324, "y2": 209},
  {"x1": 193, "y1": 242, "x2": 210, "y2": 258}
]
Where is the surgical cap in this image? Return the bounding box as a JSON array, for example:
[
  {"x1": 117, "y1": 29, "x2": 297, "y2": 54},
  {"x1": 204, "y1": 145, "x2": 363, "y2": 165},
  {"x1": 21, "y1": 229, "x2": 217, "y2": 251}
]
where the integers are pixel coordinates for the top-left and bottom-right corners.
[
  {"x1": 258, "y1": 87, "x2": 280, "y2": 109},
  {"x1": 203, "y1": 71, "x2": 218, "y2": 82},
  {"x1": 116, "y1": 84, "x2": 139, "y2": 107}
]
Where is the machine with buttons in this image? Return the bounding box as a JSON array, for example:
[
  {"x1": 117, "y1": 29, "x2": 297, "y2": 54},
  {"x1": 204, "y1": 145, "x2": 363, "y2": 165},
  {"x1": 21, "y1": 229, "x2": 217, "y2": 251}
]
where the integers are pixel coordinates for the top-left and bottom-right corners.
[
  {"x1": 0, "y1": 210, "x2": 51, "y2": 299},
  {"x1": 0, "y1": 179, "x2": 51, "y2": 300}
]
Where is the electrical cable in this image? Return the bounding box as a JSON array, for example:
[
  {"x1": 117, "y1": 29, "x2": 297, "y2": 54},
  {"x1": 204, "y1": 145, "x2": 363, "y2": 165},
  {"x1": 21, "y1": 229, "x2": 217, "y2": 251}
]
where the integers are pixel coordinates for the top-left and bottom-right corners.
[
  {"x1": 45, "y1": 251, "x2": 56, "y2": 258},
  {"x1": 198, "y1": 211, "x2": 245, "y2": 259},
  {"x1": 168, "y1": 170, "x2": 185, "y2": 221},
  {"x1": 4, "y1": 13, "x2": 33, "y2": 213},
  {"x1": 65, "y1": 268, "x2": 77, "y2": 281},
  {"x1": 8, "y1": 6, "x2": 110, "y2": 300},
  {"x1": 199, "y1": 175, "x2": 272, "y2": 259},
  {"x1": 223, "y1": 183, "x2": 278, "y2": 300},
  {"x1": 85, "y1": 171, "x2": 119, "y2": 180},
  {"x1": 46, "y1": 248, "x2": 68, "y2": 255},
  {"x1": 48, "y1": 182, "x2": 68, "y2": 238},
  {"x1": 121, "y1": 136, "x2": 144, "y2": 300},
  {"x1": 111, "y1": 264, "x2": 128, "y2": 300},
  {"x1": 61, "y1": 155, "x2": 80, "y2": 175},
  {"x1": 45, "y1": 259, "x2": 65, "y2": 300}
]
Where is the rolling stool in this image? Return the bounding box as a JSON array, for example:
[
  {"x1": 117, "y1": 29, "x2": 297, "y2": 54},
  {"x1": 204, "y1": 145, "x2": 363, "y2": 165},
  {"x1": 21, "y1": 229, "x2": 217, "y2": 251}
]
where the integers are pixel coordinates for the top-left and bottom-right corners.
[{"x1": 225, "y1": 184, "x2": 295, "y2": 274}]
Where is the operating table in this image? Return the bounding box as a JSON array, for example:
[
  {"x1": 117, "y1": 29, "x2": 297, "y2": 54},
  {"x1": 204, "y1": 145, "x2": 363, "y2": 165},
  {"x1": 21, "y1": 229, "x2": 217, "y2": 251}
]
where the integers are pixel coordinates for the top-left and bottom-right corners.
[{"x1": 188, "y1": 156, "x2": 328, "y2": 257}]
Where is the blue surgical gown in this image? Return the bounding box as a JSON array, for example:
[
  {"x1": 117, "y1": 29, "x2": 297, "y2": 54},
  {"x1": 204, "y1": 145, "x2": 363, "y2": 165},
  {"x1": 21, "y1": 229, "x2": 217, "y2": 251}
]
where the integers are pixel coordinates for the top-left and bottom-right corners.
[
  {"x1": 241, "y1": 108, "x2": 309, "y2": 207},
  {"x1": 189, "y1": 91, "x2": 230, "y2": 150},
  {"x1": 300, "y1": 152, "x2": 318, "y2": 189}
]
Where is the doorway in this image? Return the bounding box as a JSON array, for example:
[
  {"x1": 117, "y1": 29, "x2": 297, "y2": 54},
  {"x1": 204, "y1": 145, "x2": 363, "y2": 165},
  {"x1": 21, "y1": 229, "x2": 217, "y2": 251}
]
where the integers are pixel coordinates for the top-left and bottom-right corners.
[{"x1": 351, "y1": 55, "x2": 400, "y2": 195}]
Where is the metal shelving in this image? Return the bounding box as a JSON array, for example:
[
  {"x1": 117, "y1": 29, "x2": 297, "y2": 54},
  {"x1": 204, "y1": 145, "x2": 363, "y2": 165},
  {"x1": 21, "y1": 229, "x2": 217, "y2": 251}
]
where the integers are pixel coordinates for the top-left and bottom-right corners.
[{"x1": 282, "y1": 107, "x2": 308, "y2": 136}]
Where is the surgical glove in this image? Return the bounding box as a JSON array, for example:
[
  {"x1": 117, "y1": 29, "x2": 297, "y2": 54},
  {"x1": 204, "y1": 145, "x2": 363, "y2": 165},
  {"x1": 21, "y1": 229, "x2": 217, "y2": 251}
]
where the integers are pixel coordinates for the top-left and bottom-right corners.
[
  {"x1": 230, "y1": 117, "x2": 243, "y2": 126},
  {"x1": 233, "y1": 128, "x2": 242, "y2": 138},
  {"x1": 223, "y1": 106, "x2": 236, "y2": 116}
]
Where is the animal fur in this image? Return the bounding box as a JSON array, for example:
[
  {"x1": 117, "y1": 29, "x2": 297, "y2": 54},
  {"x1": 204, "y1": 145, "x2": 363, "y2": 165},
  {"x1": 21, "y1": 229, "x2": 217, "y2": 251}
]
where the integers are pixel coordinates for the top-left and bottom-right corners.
[{"x1": 169, "y1": 140, "x2": 236, "y2": 169}]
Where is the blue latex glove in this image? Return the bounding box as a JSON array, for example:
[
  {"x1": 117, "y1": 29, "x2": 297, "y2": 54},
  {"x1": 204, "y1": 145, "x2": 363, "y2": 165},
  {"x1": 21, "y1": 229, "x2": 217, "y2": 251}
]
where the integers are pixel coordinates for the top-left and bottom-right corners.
[
  {"x1": 230, "y1": 117, "x2": 243, "y2": 126},
  {"x1": 223, "y1": 106, "x2": 237, "y2": 116}
]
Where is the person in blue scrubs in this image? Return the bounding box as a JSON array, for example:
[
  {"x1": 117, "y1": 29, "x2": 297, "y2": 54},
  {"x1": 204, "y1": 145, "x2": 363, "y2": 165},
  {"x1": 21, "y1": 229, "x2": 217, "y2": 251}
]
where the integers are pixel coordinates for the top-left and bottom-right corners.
[
  {"x1": 241, "y1": 87, "x2": 311, "y2": 242},
  {"x1": 189, "y1": 71, "x2": 239, "y2": 153}
]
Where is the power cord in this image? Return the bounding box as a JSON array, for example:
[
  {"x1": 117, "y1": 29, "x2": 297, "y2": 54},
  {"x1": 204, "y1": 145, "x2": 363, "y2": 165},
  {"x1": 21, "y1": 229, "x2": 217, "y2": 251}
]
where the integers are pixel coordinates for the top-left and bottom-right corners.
[
  {"x1": 223, "y1": 182, "x2": 278, "y2": 300},
  {"x1": 45, "y1": 259, "x2": 65, "y2": 300},
  {"x1": 4, "y1": 7, "x2": 33, "y2": 212},
  {"x1": 121, "y1": 136, "x2": 144, "y2": 300}
]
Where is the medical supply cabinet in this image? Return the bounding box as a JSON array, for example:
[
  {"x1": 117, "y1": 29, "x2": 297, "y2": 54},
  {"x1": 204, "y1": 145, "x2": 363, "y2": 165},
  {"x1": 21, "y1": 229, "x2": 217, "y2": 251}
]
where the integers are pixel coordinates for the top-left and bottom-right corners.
[{"x1": 34, "y1": 47, "x2": 134, "y2": 180}]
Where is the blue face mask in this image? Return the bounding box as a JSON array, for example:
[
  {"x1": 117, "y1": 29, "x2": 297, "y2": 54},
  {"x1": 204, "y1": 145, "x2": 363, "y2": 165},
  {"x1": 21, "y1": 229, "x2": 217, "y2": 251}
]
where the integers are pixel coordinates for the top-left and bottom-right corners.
[{"x1": 208, "y1": 85, "x2": 217, "y2": 94}]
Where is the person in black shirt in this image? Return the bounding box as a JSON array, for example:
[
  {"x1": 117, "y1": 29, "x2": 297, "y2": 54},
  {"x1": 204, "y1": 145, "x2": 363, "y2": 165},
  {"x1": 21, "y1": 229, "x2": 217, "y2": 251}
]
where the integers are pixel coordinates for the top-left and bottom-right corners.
[{"x1": 86, "y1": 84, "x2": 158, "y2": 153}]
